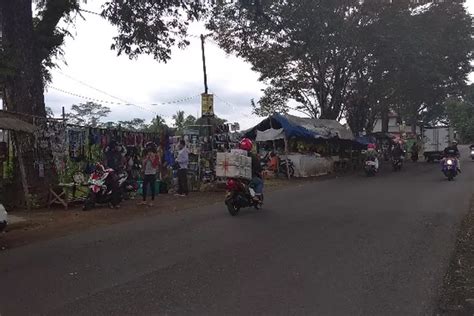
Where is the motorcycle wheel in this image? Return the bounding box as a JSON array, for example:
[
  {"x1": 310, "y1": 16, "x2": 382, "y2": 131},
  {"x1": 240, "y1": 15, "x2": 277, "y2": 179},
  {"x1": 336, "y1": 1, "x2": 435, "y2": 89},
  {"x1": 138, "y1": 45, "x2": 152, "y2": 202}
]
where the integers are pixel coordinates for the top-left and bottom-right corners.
[{"x1": 227, "y1": 203, "x2": 240, "y2": 216}]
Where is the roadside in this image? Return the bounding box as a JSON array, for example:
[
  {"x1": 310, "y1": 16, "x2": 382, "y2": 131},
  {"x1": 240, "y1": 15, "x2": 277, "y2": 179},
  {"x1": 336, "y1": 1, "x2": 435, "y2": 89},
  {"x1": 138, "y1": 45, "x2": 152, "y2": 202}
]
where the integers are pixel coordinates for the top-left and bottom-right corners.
[
  {"x1": 0, "y1": 176, "x2": 329, "y2": 250},
  {"x1": 438, "y1": 194, "x2": 474, "y2": 315}
]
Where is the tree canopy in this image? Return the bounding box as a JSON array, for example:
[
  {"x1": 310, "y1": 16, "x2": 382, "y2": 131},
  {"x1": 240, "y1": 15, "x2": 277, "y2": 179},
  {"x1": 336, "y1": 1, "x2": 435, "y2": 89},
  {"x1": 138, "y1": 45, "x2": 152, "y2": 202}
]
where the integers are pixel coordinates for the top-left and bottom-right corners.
[
  {"x1": 208, "y1": 0, "x2": 473, "y2": 132},
  {"x1": 67, "y1": 101, "x2": 111, "y2": 127}
]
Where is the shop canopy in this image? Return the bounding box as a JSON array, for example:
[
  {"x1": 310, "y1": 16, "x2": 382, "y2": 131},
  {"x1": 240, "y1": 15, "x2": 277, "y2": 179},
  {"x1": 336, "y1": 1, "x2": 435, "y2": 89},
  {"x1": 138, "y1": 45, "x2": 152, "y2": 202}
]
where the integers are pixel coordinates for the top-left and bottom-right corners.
[{"x1": 245, "y1": 114, "x2": 354, "y2": 141}]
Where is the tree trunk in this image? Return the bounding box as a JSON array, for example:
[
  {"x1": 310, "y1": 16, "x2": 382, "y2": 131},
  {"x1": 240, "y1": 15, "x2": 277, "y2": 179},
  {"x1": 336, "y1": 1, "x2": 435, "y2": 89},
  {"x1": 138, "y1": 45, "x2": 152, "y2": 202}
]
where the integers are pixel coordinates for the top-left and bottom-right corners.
[{"x1": 1, "y1": 0, "x2": 51, "y2": 206}]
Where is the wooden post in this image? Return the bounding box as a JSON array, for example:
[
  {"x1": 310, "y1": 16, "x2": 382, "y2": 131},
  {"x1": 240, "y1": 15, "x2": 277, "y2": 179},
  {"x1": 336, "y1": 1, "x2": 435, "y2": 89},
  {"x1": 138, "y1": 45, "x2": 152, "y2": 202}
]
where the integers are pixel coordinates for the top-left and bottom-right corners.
[
  {"x1": 12, "y1": 133, "x2": 31, "y2": 211},
  {"x1": 284, "y1": 135, "x2": 290, "y2": 180},
  {"x1": 269, "y1": 114, "x2": 277, "y2": 153}
]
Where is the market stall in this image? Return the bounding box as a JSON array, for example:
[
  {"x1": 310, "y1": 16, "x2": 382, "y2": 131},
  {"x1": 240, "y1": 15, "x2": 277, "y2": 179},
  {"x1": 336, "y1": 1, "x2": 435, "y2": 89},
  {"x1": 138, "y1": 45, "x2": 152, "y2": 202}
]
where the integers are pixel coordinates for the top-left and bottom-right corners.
[{"x1": 245, "y1": 114, "x2": 355, "y2": 178}]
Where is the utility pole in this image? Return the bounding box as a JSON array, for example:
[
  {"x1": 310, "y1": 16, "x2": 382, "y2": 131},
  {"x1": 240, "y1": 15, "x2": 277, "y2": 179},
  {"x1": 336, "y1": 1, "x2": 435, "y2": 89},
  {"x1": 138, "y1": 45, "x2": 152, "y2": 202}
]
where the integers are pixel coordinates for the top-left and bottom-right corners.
[
  {"x1": 200, "y1": 34, "x2": 209, "y2": 95},
  {"x1": 200, "y1": 34, "x2": 215, "y2": 174}
]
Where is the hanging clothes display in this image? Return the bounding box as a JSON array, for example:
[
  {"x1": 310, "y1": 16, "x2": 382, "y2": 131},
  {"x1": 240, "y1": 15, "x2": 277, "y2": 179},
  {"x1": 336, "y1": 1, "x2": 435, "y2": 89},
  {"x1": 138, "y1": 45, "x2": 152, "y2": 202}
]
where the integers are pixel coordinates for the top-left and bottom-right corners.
[{"x1": 68, "y1": 128, "x2": 86, "y2": 161}]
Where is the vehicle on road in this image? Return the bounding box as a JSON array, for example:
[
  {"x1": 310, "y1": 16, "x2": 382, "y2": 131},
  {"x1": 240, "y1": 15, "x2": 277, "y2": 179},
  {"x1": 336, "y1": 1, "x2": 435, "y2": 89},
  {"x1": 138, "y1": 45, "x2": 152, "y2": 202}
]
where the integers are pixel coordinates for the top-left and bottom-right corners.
[
  {"x1": 423, "y1": 126, "x2": 454, "y2": 162},
  {"x1": 225, "y1": 178, "x2": 263, "y2": 216},
  {"x1": 470, "y1": 145, "x2": 474, "y2": 160},
  {"x1": 441, "y1": 157, "x2": 458, "y2": 181},
  {"x1": 364, "y1": 157, "x2": 378, "y2": 176},
  {"x1": 83, "y1": 164, "x2": 127, "y2": 210},
  {"x1": 0, "y1": 204, "x2": 7, "y2": 232}
]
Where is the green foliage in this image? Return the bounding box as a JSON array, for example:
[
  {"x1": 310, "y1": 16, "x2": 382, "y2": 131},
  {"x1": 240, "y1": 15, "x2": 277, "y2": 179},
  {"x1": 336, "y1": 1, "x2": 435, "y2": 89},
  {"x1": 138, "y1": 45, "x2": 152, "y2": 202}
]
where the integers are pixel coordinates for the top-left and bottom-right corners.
[
  {"x1": 447, "y1": 85, "x2": 474, "y2": 143},
  {"x1": 67, "y1": 101, "x2": 111, "y2": 127},
  {"x1": 208, "y1": 0, "x2": 473, "y2": 131},
  {"x1": 251, "y1": 87, "x2": 289, "y2": 117},
  {"x1": 172, "y1": 111, "x2": 197, "y2": 135},
  {"x1": 147, "y1": 115, "x2": 169, "y2": 133}
]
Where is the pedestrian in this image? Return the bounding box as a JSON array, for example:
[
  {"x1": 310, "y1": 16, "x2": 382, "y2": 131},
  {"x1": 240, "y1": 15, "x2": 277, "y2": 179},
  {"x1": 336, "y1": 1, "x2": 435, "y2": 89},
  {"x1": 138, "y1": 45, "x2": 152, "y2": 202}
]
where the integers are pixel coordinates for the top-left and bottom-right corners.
[
  {"x1": 139, "y1": 150, "x2": 160, "y2": 206},
  {"x1": 175, "y1": 140, "x2": 189, "y2": 197}
]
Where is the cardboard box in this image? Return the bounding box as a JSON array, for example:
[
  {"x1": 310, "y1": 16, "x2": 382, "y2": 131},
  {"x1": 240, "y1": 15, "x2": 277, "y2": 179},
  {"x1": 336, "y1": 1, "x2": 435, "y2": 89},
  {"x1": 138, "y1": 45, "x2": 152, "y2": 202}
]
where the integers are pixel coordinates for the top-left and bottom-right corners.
[{"x1": 216, "y1": 152, "x2": 252, "y2": 179}]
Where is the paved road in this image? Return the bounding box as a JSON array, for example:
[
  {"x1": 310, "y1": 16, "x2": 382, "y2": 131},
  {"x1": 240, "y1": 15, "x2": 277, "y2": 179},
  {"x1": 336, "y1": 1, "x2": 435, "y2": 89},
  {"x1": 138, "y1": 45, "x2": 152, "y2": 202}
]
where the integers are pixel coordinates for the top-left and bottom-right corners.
[{"x1": 1, "y1": 148, "x2": 473, "y2": 316}]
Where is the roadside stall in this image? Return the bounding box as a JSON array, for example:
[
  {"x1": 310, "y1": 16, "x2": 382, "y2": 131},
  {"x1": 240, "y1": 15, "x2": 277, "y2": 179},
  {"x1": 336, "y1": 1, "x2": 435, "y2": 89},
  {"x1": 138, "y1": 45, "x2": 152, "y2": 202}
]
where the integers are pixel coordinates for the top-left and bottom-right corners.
[{"x1": 245, "y1": 114, "x2": 355, "y2": 178}]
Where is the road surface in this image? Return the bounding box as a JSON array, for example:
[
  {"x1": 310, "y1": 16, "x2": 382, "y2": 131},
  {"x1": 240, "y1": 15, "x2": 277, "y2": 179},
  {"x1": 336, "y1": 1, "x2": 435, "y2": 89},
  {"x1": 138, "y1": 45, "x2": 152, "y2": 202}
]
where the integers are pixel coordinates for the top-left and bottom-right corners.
[{"x1": 1, "y1": 148, "x2": 473, "y2": 315}]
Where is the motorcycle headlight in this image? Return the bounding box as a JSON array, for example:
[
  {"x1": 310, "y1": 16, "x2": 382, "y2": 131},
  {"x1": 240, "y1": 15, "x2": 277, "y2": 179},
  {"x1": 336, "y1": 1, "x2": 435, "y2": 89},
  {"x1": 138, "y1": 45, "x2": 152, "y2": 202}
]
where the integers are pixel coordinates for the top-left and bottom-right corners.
[
  {"x1": 447, "y1": 159, "x2": 453, "y2": 165},
  {"x1": 471, "y1": 150, "x2": 474, "y2": 155}
]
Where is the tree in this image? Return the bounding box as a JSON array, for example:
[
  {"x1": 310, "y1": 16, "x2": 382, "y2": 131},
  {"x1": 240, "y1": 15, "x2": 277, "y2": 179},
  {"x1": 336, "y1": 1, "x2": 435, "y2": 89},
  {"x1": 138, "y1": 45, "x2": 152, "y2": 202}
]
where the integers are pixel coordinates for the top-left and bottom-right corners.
[
  {"x1": 173, "y1": 111, "x2": 197, "y2": 135},
  {"x1": 208, "y1": 0, "x2": 365, "y2": 120},
  {"x1": 67, "y1": 102, "x2": 111, "y2": 127},
  {"x1": 147, "y1": 115, "x2": 168, "y2": 133},
  {"x1": 447, "y1": 85, "x2": 474, "y2": 143},
  {"x1": 251, "y1": 87, "x2": 289, "y2": 117},
  {"x1": 118, "y1": 118, "x2": 147, "y2": 131},
  {"x1": 45, "y1": 106, "x2": 54, "y2": 118}
]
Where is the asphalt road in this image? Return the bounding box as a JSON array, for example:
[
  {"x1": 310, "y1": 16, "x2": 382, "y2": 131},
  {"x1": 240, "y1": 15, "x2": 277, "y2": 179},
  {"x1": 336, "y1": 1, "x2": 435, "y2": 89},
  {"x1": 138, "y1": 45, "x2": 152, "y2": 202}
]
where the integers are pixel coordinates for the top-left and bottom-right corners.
[{"x1": 1, "y1": 148, "x2": 473, "y2": 316}]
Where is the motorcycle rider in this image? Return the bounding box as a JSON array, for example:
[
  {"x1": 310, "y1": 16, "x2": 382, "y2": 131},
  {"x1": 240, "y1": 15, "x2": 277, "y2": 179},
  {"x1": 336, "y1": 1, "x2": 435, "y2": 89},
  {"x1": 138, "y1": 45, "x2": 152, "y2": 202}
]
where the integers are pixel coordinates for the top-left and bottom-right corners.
[
  {"x1": 240, "y1": 138, "x2": 263, "y2": 202},
  {"x1": 366, "y1": 143, "x2": 379, "y2": 171},
  {"x1": 444, "y1": 141, "x2": 461, "y2": 173}
]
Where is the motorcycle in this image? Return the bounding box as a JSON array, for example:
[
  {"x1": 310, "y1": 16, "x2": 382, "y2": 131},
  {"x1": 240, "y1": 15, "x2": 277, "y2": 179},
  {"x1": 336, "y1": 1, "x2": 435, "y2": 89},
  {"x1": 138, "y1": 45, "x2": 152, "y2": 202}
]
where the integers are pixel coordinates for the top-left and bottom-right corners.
[
  {"x1": 225, "y1": 178, "x2": 263, "y2": 216},
  {"x1": 392, "y1": 156, "x2": 403, "y2": 171},
  {"x1": 470, "y1": 147, "x2": 474, "y2": 160},
  {"x1": 261, "y1": 153, "x2": 295, "y2": 178},
  {"x1": 364, "y1": 157, "x2": 378, "y2": 177},
  {"x1": 0, "y1": 204, "x2": 7, "y2": 232},
  {"x1": 442, "y1": 157, "x2": 458, "y2": 181},
  {"x1": 83, "y1": 167, "x2": 128, "y2": 210}
]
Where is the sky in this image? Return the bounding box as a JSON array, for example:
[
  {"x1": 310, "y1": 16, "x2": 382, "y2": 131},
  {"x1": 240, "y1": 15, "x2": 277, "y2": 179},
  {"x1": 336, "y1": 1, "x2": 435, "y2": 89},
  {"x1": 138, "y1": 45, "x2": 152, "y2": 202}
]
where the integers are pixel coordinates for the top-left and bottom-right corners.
[{"x1": 45, "y1": 1, "x2": 474, "y2": 130}]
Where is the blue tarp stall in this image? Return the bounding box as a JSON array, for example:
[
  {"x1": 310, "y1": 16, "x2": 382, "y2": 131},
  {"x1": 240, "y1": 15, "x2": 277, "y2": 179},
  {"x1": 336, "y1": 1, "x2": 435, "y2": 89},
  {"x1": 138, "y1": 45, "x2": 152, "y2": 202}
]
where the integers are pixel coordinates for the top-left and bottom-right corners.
[
  {"x1": 244, "y1": 114, "x2": 354, "y2": 141},
  {"x1": 244, "y1": 114, "x2": 356, "y2": 178}
]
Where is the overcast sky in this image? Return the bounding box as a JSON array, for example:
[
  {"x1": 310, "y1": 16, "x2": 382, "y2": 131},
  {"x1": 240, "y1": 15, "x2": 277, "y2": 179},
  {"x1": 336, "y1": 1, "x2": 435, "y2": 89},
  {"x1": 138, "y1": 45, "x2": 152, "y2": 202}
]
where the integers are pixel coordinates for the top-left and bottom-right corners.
[{"x1": 45, "y1": 1, "x2": 474, "y2": 129}]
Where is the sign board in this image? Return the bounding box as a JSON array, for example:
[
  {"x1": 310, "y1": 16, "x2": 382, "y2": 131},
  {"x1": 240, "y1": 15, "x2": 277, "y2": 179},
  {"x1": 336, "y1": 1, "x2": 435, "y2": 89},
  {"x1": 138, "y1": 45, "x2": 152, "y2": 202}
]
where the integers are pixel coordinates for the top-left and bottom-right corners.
[{"x1": 201, "y1": 93, "x2": 214, "y2": 116}]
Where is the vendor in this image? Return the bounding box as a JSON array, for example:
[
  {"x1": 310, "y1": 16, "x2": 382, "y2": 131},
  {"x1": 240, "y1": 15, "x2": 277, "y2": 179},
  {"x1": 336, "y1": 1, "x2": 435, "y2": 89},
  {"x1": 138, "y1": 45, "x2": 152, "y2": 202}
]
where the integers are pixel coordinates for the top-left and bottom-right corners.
[{"x1": 267, "y1": 152, "x2": 279, "y2": 172}]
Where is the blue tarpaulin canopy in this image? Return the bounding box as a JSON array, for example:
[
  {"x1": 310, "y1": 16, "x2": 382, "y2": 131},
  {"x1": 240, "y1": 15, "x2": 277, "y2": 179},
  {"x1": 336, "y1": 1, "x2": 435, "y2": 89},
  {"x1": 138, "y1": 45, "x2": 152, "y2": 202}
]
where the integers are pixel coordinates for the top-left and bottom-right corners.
[{"x1": 244, "y1": 114, "x2": 354, "y2": 141}]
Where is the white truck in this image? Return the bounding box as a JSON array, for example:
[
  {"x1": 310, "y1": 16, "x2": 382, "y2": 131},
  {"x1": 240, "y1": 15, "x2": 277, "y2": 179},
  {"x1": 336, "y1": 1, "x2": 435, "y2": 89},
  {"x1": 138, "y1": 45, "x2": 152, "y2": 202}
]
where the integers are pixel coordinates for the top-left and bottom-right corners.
[{"x1": 423, "y1": 126, "x2": 455, "y2": 162}]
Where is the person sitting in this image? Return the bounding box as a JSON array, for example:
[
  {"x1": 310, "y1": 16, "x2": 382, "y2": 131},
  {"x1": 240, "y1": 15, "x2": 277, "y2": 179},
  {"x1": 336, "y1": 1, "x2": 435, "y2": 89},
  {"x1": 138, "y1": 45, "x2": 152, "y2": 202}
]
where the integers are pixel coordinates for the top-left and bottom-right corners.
[{"x1": 267, "y1": 152, "x2": 279, "y2": 173}]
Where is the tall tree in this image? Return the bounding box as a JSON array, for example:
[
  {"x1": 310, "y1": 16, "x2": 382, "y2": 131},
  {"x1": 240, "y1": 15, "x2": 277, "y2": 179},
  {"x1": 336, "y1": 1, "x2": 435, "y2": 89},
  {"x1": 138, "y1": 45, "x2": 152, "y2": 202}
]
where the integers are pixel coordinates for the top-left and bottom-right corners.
[
  {"x1": 208, "y1": 0, "x2": 364, "y2": 120},
  {"x1": 147, "y1": 114, "x2": 168, "y2": 133},
  {"x1": 67, "y1": 102, "x2": 111, "y2": 127},
  {"x1": 447, "y1": 84, "x2": 474, "y2": 143}
]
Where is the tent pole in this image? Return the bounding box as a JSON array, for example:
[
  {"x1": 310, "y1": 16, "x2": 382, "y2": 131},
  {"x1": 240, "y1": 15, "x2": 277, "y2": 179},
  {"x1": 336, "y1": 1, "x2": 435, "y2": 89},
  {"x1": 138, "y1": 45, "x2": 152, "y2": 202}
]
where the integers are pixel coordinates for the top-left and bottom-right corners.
[
  {"x1": 269, "y1": 115, "x2": 277, "y2": 153},
  {"x1": 284, "y1": 135, "x2": 290, "y2": 180}
]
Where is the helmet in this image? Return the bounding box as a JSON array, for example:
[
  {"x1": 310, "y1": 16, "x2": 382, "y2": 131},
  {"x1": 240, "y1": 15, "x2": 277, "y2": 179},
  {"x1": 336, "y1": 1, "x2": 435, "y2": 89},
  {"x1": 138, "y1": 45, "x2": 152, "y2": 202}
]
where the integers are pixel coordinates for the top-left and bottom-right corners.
[
  {"x1": 239, "y1": 138, "x2": 253, "y2": 151},
  {"x1": 367, "y1": 143, "x2": 376, "y2": 149}
]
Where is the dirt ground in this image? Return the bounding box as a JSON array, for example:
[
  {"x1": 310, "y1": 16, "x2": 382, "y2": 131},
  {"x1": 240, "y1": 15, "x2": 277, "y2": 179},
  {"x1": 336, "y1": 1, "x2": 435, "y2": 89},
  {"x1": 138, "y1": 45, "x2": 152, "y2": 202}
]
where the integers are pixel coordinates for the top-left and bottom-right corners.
[
  {"x1": 437, "y1": 195, "x2": 474, "y2": 315},
  {"x1": 0, "y1": 177, "x2": 324, "y2": 250}
]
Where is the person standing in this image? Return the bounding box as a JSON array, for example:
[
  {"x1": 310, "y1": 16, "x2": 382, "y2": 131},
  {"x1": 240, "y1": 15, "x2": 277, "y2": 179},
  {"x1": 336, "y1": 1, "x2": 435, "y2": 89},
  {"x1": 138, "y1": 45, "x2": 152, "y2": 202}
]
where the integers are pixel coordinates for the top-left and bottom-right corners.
[
  {"x1": 175, "y1": 140, "x2": 189, "y2": 197},
  {"x1": 140, "y1": 150, "x2": 160, "y2": 206}
]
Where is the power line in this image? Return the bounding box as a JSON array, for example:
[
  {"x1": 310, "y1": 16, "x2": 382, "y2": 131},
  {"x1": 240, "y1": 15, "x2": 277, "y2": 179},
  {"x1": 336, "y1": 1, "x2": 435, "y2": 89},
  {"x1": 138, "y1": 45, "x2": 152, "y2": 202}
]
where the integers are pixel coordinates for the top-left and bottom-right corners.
[{"x1": 54, "y1": 71, "x2": 200, "y2": 107}]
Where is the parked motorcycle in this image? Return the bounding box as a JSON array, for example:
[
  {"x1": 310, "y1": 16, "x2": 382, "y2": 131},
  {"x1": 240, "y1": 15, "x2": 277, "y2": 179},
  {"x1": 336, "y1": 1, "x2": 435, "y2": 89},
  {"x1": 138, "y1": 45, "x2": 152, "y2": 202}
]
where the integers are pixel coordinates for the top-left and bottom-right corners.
[
  {"x1": 83, "y1": 165, "x2": 127, "y2": 210},
  {"x1": 364, "y1": 157, "x2": 378, "y2": 177},
  {"x1": 442, "y1": 157, "x2": 458, "y2": 181},
  {"x1": 225, "y1": 178, "x2": 263, "y2": 216},
  {"x1": 0, "y1": 204, "x2": 7, "y2": 232}
]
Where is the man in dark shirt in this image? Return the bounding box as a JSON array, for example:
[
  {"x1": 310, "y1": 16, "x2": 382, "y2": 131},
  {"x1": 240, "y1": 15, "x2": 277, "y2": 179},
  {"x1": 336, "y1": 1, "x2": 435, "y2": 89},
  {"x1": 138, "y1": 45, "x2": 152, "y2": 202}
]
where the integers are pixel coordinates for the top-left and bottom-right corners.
[{"x1": 444, "y1": 141, "x2": 461, "y2": 172}]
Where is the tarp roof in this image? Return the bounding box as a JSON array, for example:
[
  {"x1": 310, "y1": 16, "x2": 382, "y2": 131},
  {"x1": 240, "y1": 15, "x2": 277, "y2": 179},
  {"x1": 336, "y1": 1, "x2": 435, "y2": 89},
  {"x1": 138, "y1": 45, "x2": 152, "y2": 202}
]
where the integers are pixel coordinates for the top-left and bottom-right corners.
[
  {"x1": 245, "y1": 114, "x2": 354, "y2": 141},
  {"x1": 0, "y1": 117, "x2": 36, "y2": 133}
]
